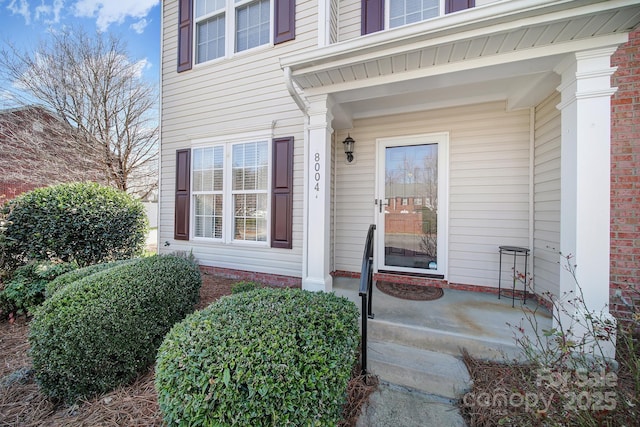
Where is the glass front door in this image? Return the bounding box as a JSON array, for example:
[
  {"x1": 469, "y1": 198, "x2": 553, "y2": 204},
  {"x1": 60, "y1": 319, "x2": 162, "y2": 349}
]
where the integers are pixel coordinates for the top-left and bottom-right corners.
[{"x1": 376, "y1": 134, "x2": 447, "y2": 275}]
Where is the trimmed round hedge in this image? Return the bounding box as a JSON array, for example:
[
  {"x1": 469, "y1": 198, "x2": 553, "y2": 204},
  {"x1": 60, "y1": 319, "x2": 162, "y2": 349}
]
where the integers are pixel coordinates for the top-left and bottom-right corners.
[
  {"x1": 29, "y1": 254, "x2": 201, "y2": 403},
  {"x1": 1, "y1": 182, "x2": 147, "y2": 271},
  {"x1": 44, "y1": 258, "x2": 135, "y2": 298},
  {"x1": 155, "y1": 288, "x2": 360, "y2": 426}
]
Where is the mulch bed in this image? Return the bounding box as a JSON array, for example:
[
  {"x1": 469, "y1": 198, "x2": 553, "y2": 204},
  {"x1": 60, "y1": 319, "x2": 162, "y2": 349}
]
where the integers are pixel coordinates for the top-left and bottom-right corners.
[
  {"x1": 0, "y1": 271, "x2": 376, "y2": 426},
  {"x1": 460, "y1": 338, "x2": 640, "y2": 427}
]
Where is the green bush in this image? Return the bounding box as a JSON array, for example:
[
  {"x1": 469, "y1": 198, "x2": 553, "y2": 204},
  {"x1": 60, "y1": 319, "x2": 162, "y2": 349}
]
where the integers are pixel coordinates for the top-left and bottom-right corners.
[
  {"x1": 45, "y1": 259, "x2": 135, "y2": 298},
  {"x1": 29, "y1": 254, "x2": 201, "y2": 403},
  {"x1": 231, "y1": 281, "x2": 261, "y2": 294},
  {"x1": 155, "y1": 288, "x2": 360, "y2": 426},
  {"x1": 0, "y1": 261, "x2": 77, "y2": 317},
  {"x1": 0, "y1": 182, "x2": 148, "y2": 273}
]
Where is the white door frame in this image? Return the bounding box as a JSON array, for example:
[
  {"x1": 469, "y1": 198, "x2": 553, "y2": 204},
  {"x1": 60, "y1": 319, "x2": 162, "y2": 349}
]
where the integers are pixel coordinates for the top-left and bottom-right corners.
[{"x1": 375, "y1": 132, "x2": 449, "y2": 277}]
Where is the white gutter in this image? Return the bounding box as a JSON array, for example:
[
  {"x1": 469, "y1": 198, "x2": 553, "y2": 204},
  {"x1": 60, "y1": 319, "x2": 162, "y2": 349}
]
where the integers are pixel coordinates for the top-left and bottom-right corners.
[{"x1": 281, "y1": 0, "x2": 638, "y2": 73}]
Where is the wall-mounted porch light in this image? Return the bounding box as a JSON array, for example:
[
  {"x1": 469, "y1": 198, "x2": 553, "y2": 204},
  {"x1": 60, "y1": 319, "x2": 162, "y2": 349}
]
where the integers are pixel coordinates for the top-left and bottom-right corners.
[{"x1": 343, "y1": 134, "x2": 355, "y2": 163}]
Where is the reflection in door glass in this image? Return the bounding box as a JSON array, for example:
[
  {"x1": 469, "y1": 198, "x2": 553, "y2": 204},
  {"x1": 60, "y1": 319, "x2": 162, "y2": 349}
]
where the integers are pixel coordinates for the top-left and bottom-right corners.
[{"x1": 384, "y1": 144, "x2": 438, "y2": 270}]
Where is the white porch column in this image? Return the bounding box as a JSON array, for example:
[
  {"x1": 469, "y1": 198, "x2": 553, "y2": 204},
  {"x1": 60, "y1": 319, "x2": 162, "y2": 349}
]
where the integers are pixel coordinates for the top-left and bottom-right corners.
[
  {"x1": 556, "y1": 47, "x2": 618, "y2": 358},
  {"x1": 302, "y1": 94, "x2": 333, "y2": 292}
]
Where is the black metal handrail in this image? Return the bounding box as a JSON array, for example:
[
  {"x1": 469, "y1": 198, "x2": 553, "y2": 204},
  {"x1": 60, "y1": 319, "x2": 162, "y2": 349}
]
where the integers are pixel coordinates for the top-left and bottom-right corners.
[{"x1": 359, "y1": 224, "x2": 375, "y2": 375}]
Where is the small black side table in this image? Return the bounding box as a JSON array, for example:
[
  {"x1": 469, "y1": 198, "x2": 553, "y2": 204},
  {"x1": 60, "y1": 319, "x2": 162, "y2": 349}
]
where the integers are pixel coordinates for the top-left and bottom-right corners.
[{"x1": 498, "y1": 246, "x2": 530, "y2": 307}]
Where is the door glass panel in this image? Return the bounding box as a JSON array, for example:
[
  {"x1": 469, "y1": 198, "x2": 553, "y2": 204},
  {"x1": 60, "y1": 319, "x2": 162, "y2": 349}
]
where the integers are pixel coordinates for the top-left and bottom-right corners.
[{"x1": 384, "y1": 144, "x2": 438, "y2": 270}]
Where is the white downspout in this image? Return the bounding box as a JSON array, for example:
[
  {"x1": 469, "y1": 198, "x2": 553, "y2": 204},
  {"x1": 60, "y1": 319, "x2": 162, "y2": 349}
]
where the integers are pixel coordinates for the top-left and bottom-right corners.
[
  {"x1": 284, "y1": 67, "x2": 308, "y2": 115},
  {"x1": 283, "y1": 66, "x2": 311, "y2": 284}
]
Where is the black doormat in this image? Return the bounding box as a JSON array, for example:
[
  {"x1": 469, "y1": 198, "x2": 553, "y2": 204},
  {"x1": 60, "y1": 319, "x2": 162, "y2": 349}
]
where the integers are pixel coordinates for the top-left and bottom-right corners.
[{"x1": 376, "y1": 281, "x2": 444, "y2": 301}]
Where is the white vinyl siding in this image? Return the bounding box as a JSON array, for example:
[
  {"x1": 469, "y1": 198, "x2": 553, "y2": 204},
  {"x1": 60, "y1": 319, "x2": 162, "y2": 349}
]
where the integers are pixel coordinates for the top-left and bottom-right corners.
[
  {"x1": 338, "y1": 0, "x2": 360, "y2": 42},
  {"x1": 334, "y1": 101, "x2": 531, "y2": 287},
  {"x1": 160, "y1": 0, "x2": 316, "y2": 278},
  {"x1": 533, "y1": 91, "x2": 561, "y2": 298},
  {"x1": 329, "y1": 0, "x2": 339, "y2": 43}
]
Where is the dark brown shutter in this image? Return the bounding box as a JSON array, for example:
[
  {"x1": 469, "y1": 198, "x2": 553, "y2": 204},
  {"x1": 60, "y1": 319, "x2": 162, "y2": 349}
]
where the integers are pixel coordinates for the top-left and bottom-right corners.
[
  {"x1": 445, "y1": 0, "x2": 474, "y2": 13},
  {"x1": 271, "y1": 137, "x2": 294, "y2": 248},
  {"x1": 274, "y1": 0, "x2": 295, "y2": 44},
  {"x1": 175, "y1": 149, "x2": 191, "y2": 240},
  {"x1": 177, "y1": 0, "x2": 193, "y2": 72},
  {"x1": 361, "y1": 0, "x2": 384, "y2": 35}
]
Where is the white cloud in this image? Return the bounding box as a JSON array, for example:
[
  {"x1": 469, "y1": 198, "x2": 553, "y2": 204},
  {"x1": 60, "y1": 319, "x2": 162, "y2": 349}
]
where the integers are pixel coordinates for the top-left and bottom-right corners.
[
  {"x1": 130, "y1": 18, "x2": 148, "y2": 35},
  {"x1": 6, "y1": 0, "x2": 31, "y2": 25},
  {"x1": 131, "y1": 58, "x2": 152, "y2": 78},
  {"x1": 73, "y1": 0, "x2": 159, "y2": 32},
  {"x1": 35, "y1": 0, "x2": 63, "y2": 24},
  {"x1": 5, "y1": 0, "x2": 64, "y2": 26}
]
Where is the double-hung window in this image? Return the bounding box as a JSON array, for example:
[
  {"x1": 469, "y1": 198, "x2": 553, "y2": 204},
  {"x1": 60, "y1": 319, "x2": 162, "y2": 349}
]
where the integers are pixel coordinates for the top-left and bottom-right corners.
[
  {"x1": 232, "y1": 141, "x2": 268, "y2": 241},
  {"x1": 389, "y1": 0, "x2": 439, "y2": 28},
  {"x1": 195, "y1": 0, "x2": 271, "y2": 64},
  {"x1": 362, "y1": 0, "x2": 474, "y2": 35},
  {"x1": 235, "y1": 0, "x2": 271, "y2": 52},
  {"x1": 192, "y1": 146, "x2": 224, "y2": 238},
  {"x1": 192, "y1": 140, "x2": 269, "y2": 243},
  {"x1": 195, "y1": 0, "x2": 226, "y2": 62}
]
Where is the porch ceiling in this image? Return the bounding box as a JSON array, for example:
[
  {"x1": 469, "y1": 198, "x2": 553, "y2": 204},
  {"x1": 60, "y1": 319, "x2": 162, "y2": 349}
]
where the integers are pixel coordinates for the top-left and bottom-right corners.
[{"x1": 281, "y1": 0, "x2": 640, "y2": 127}]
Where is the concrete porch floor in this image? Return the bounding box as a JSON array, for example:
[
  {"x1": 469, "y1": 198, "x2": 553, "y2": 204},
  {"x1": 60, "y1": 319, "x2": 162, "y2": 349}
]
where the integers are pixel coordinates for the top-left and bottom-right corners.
[{"x1": 332, "y1": 276, "x2": 553, "y2": 361}]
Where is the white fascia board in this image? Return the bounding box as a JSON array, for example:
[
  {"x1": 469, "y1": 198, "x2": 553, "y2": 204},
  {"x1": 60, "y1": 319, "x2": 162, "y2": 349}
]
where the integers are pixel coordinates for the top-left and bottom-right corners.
[
  {"x1": 301, "y1": 33, "x2": 628, "y2": 97},
  {"x1": 280, "y1": 0, "x2": 634, "y2": 72}
]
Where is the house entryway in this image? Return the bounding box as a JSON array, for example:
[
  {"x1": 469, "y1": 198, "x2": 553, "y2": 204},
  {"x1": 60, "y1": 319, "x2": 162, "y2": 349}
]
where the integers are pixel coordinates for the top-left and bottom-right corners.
[
  {"x1": 333, "y1": 276, "x2": 552, "y2": 403},
  {"x1": 375, "y1": 133, "x2": 447, "y2": 277}
]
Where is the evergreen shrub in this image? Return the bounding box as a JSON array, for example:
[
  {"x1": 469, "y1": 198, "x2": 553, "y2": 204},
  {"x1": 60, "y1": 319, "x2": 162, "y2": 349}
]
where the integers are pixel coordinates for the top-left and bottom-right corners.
[
  {"x1": 29, "y1": 254, "x2": 201, "y2": 403},
  {"x1": 45, "y1": 259, "x2": 135, "y2": 297},
  {"x1": 155, "y1": 288, "x2": 360, "y2": 426},
  {"x1": 230, "y1": 281, "x2": 260, "y2": 294},
  {"x1": 0, "y1": 182, "x2": 147, "y2": 273},
  {"x1": 0, "y1": 261, "x2": 77, "y2": 317}
]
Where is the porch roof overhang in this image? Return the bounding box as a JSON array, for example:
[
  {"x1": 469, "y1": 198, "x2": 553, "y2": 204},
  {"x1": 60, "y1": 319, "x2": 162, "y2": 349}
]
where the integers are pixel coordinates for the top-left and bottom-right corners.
[{"x1": 280, "y1": 0, "x2": 640, "y2": 128}]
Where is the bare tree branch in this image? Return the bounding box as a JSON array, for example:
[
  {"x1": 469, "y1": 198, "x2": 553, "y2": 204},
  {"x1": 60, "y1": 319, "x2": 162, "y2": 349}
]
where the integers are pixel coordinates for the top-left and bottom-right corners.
[{"x1": 0, "y1": 27, "x2": 158, "y2": 199}]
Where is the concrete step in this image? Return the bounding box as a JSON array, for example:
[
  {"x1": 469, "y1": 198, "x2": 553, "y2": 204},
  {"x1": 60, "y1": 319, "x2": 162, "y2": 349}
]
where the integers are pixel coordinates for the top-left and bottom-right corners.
[
  {"x1": 369, "y1": 318, "x2": 523, "y2": 361},
  {"x1": 366, "y1": 340, "x2": 471, "y2": 399},
  {"x1": 356, "y1": 382, "x2": 467, "y2": 427}
]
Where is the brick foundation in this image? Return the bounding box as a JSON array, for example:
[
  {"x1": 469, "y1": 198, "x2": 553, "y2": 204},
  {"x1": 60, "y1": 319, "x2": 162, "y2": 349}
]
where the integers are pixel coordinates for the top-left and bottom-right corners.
[
  {"x1": 610, "y1": 28, "x2": 640, "y2": 324},
  {"x1": 199, "y1": 265, "x2": 301, "y2": 288}
]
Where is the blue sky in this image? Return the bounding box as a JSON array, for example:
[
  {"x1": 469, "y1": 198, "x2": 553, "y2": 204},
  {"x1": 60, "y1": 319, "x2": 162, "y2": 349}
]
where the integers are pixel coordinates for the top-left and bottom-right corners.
[{"x1": 0, "y1": 0, "x2": 161, "y2": 87}]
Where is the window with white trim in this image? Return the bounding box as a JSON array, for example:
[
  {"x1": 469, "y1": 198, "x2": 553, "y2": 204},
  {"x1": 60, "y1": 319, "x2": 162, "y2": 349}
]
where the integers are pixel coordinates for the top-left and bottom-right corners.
[
  {"x1": 193, "y1": 146, "x2": 224, "y2": 238},
  {"x1": 192, "y1": 140, "x2": 269, "y2": 242},
  {"x1": 232, "y1": 141, "x2": 268, "y2": 241},
  {"x1": 389, "y1": 0, "x2": 439, "y2": 28},
  {"x1": 195, "y1": 0, "x2": 271, "y2": 64}
]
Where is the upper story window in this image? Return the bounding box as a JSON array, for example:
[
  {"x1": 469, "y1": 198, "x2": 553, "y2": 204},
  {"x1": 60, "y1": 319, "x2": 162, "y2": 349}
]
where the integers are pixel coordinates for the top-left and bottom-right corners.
[
  {"x1": 362, "y1": 0, "x2": 474, "y2": 35},
  {"x1": 235, "y1": 0, "x2": 271, "y2": 52},
  {"x1": 389, "y1": 0, "x2": 439, "y2": 28},
  {"x1": 178, "y1": 0, "x2": 295, "y2": 72},
  {"x1": 195, "y1": 0, "x2": 271, "y2": 64},
  {"x1": 196, "y1": 0, "x2": 226, "y2": 62}
]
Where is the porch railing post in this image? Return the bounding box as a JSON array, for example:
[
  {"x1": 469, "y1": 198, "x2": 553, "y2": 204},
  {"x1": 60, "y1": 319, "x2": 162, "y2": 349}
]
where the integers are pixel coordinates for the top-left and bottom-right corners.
[{"x1": 359, "y1": 224, "x2": 376, "y2": 376}]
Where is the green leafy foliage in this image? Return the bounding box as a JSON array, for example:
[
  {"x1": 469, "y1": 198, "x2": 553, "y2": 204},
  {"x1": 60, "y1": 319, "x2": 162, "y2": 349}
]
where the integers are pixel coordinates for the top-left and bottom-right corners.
[
  {"x1": 45, "y1": 259, "x2": 135, "y2": 298},
  {"x1": 155, "y1": 288, "x2": 360, "y2": 426},
  {"x1": 29, "y1": 254, "x2": 201, "y2": 403},
  {"x1": 0, "y1": 261, "x2": 77, "y2": 317},
  {"x1": 230, "y1": 281, "x2": 261, "y2": 294},
  {"x1": 0, "y1": 182, "x2": 148, "y2": 273}
]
